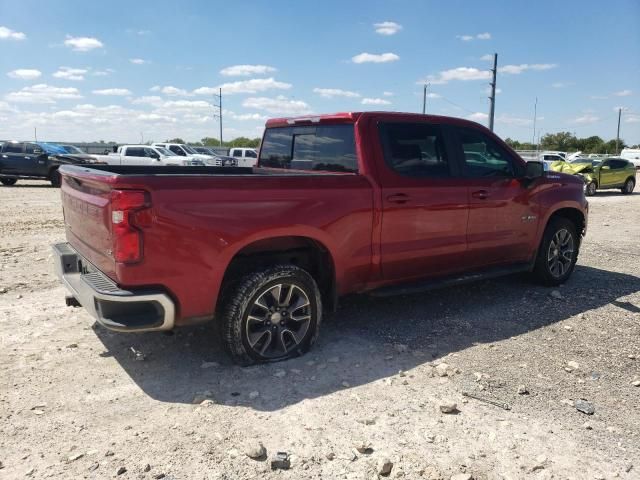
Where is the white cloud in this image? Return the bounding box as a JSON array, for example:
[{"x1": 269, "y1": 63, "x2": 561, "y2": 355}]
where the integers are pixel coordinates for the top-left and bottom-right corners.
[
  {"x1": 383, "y1": 91, "x2": 394, "y2": 97},
  {"x1": 242, "y1": 95, "x2": 311, "y2": 115},
  {"x1": 457, "y1": 33, "x2": 491, "y2": 41},
  {"x1": 351, "y1": 52, "x2": 400, "y2": 64},
  {"x1": 130, "y1": 95, "x2": 163, "y2": 106},
  {"x1": 572, "y1": 114, "x2": 599, "y2": 124},
  {"x1": 427, "y1": 92, "x2": 441, "y2": 99},
  {"x1": 150, "y1": 85, "x2": 191, "y2": 96},
  {"x1": 5, "y1": 84, "x2": 82, "y2": 103},
  {"x1": 362, "y1": 98, "x2": 391, "y2": 105},
  {"x1": 93, "y1": 68, "x2": 115, "y2": 77},
  {"x1": 374, "y1": 21, "x2": 402, "y2": 35},
  {"x1": 129, "y1": 58, "x2": 149, "y2": 65},
  {"x1": 195, "y1": 78, "x2": 291, "y2": 95},
  {"x1": 498, "y1": 63, "x2": 556, "y2": 74},
  {"x1": 224, "y1": 110, "x2": 269, "y2": 121},
  {"x1": 7, "y1": 69, "x2": 42, "y2": 80},
  {"x1": 220, "y1": 64, "x2": 277, "y2": 76},
  {"x1": 551, "y1": 82, "x2": 572, "y2": 88},
  {"x1": 53, "y1": 67, "x2": 88, "y2": 81},
  {"x1": 480, "y1": 54, "x2": 494, "y2": 61},
  {"x1": 425, "y1": 67, "x2": 491, "y2": 84},
  {"x1": 468, "y1": 112, "x2": 489, "y2": 122},
  {"x1": 160, "y1": 100, "x2": 212, "y2": 111},
  {"x1": 64, "y1": 35, "x2": 104, "y2": 52},
  {"x1": 624, "y1": 114, "x2": 640, "y2": 124},
  {"x1": 313, "y1": 88, "x2": 360, "y2": 98},
  {"x1": 614, "y1": 89, "x2": 632, "y2": 97},
  {"x1": 0, "y1": 26, "x2": 26, "y2": 41},
  {"x1": 424, "y1": 63, "x2": 556, "y2": 84},
  {"x1": 137, "y1": 113, "x2": 176, "y2": 123},
  {"x1": 92, "y1": 88, "x2": 131, "y2": 96},
  {"x1": 589, "y1": 95, "x2": 608, "y2": 100}
]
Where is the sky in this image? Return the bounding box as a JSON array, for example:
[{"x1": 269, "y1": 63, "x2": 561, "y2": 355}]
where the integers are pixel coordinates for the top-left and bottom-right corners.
[{"x1": 0, "y1": 0, "x2": 639, "y2": 145}]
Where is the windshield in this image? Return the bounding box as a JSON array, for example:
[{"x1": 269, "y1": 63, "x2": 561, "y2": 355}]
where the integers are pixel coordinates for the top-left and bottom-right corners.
[
  {"x1": 61, "y1": 145, "x2": 84, "y2": 154},
  {"x1": 39, "y1": 143, "x2": 68, "y2": 155},
  {"x1": 155, "y1": 147, "x2": 175, "y2": 156},
  {"x1": 183, "y1": 145, "x2": 199, "y2": 154}
]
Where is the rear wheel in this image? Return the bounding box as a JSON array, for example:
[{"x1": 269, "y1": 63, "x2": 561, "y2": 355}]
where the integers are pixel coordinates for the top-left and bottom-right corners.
[
  {"x1": 585, "y1": 181, "x2": 597, "y2": 196},
  {"x1": 532, "y1": 217, "x2": 578, "y2": 286},
  {"x1": 0, "y1": 178, "x2": 17, "y2": 186},
  {"x1": 220, "y1": 265, "x2": 322, "y2": 366},
  {"x1": 621, "y1": 177, "x2": 635, "y2": 194},
  {"x1": 49, "y1": 169, "x2": 61, "y2": 188}
]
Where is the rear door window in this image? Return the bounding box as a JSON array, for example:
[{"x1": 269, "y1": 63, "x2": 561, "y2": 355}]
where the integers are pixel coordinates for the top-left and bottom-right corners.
[
  {"x1": 259, "y1": 125, "x2": 357, "y2": 172},
  {"x1": 378, "y1": 122, "x2": 450, "y2": 177},
  {"x1": 3, "y1": 143, "x2": 24, "y2": 154},
  {"x1": 246, "y1": 150, "x2": 257, "y2": 158}
]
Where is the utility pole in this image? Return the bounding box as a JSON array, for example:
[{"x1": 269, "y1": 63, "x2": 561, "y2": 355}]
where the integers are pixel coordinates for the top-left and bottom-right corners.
[
  {"x1": 213, "y1": 88, "x2": 223, "y2": 146},
  {"x1": 532, "y1": 97, "x2": 537, "y2": 146},
  {"x1": 422, "y1": 83, "x2": 429, "y2": 114},
  {"x1": 615, "y1": 107, "x2": 622, "y2": 154},
  {"x1": 488, "y1": 53, "x2": 498, "y2": 131}
]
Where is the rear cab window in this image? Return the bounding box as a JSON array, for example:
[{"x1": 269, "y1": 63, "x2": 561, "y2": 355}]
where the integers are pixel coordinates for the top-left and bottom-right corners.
[{"x1": 259, "y1": 124, "x2": 358, "y2": 173}]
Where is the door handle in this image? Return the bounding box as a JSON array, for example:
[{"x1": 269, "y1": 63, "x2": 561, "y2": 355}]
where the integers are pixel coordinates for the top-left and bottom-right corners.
[
  {"x1": 1, "y1": 155, "x2": 8, "y2": 158},
  {"x1": 471, "y1": 190, "x2": 489, "y2": 199},
  {"x1": 386, "y1": 193, "x2": 410, "y2": 204},
  {"x1": 25, "y1": 156, "x2": 31, "y2": 160}
]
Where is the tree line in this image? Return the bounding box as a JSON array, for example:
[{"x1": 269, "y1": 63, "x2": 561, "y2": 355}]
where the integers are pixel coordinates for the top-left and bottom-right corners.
[{"x1": 505, "y1": 132, "x2": 639, "y2": 154}]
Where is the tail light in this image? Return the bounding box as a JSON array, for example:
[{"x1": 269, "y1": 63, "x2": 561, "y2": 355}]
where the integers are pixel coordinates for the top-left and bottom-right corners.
[{"x1": 110, "y1": 189, "x2": 151, "y2": 263}]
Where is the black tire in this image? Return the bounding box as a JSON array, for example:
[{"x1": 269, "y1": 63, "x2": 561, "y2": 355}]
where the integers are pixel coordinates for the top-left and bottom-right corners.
[
  {"x1": 0, "y1": 178, "x2": 17, "y2": 186},
  {"x1": 531, "y1": 217, "x2": 579, "y2": 286},
  {"x1": 585, "y1": 181, "x2": 597, "y2": 196},
  {"x1": 49, "y1": 169, "x2": 61, "y2": 188},
  {"x1": 621, "y1": 177, "x2": 635, "y2": 194},
  {"x1": 220, "y1": 265, "x2": 322, "y2": 366}
]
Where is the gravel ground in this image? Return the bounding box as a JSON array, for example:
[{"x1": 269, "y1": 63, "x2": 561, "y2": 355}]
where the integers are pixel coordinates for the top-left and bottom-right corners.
[{"x1": 1, "y1": 180, "x2": 639, "y2": 480}]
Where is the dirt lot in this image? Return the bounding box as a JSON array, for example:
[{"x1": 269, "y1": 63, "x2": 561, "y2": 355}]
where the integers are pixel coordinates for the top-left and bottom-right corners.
[{"x1": 1, "y1": 180, "x2": 639, "y2": 480}]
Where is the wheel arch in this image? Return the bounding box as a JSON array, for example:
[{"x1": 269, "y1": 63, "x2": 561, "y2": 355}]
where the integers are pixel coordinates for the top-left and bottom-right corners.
[{"x1": 217, "y1": 235, "x2": 338, "y2": 314}]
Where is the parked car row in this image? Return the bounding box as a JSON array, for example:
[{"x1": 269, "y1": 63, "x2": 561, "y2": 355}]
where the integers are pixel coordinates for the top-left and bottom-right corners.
[{"x1": 0, "y1": 139, "x2": 259, "y2": 187}]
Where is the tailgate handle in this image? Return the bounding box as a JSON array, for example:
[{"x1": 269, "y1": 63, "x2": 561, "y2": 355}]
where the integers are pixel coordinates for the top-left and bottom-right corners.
[
  {"x1": 471, "y1": 190, "x2": 489, "y2": 200},
  {"x1": 386, "y1": 193, "x2": 410, "y2": 204}
]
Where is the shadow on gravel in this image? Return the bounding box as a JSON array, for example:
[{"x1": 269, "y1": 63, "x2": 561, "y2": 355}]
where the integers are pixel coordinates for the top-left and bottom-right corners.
[{"x1": 93, "y1": 264, "x2": 640, "y2": 410}]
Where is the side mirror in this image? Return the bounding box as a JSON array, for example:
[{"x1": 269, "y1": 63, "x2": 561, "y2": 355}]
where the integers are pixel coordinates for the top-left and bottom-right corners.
[{"x1": 525, "y1": 161, "x2": 544, "y2": 179}]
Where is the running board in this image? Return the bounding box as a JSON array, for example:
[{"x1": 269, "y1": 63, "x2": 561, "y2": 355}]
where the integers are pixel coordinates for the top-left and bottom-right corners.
[{"x1": 369, "y1": 263, "x2": 532, "y2": 297}]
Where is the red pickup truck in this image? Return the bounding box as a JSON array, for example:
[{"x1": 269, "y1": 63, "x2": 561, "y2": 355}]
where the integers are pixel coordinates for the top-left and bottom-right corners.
[{"x1": 53, "y1": 112, "x2": 588, "y2": 365}]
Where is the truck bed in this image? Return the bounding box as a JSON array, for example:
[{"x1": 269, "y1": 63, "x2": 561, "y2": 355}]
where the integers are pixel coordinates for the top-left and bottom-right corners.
[{"x1": 58, "y1": 164, "x2": 374, "y2": 324}]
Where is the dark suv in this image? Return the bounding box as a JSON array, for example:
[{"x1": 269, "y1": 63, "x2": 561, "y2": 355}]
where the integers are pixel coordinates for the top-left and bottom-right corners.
[{"x1": 0, "y1": 141, "x2": 100, "y2": 187}]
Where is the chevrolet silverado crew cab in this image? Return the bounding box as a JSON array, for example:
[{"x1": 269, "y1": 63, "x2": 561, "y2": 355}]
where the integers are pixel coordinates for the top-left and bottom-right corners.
[
  {"x1": 1, "y1": 141, "x2": 101, "y2": 187},
  {"x1": 53, "y1": 112, "x2": 588, "y2": 365}
]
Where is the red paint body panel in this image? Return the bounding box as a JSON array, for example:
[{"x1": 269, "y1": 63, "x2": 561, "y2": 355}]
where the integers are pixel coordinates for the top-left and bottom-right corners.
[{"x1": 59, "y1": 112, "x2": 588, "y2": 326}]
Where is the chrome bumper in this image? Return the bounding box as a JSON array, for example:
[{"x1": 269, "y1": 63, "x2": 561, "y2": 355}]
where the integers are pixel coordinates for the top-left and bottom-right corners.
[{"x1": 52, "y1": 242, "x2": 175, "y2": 332}]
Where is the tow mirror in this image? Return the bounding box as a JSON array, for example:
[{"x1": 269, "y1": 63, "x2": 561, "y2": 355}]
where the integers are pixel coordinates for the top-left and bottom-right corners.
[{"x1": 525, "y1": 161, "x2": 544, "y2": 179}]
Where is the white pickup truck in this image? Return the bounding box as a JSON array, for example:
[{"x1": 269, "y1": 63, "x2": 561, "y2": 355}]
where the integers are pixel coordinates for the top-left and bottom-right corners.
[
  {"x1": 228, "y1": 147, "x2": 258, "y2": 167},
  {"x1": 91, "y1": 145, "x2": 204, "y2": 166},
  {"x1": 152, "y1": 143, "x2": 221, "y2": 166}
]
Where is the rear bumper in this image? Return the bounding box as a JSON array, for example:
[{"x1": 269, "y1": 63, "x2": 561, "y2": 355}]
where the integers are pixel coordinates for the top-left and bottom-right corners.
[{"x1": 52, "y1": 242, "x2": 175, "y2": 332}]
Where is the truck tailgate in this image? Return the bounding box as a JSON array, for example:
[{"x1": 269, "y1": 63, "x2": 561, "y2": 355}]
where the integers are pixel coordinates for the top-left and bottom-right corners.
[{"x1": 61, "y1": 172, "x2": 116, "y2": 276}]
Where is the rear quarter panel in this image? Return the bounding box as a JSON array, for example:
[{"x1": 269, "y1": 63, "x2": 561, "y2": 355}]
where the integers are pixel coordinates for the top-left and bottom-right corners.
[{"x1": 109, "y1": 173, "x2": 374, "y2": 323}]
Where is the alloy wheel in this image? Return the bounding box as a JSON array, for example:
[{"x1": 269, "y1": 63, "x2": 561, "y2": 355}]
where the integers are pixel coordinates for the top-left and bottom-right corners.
[
  {"x1": 245, "y1": 283, "x2": 311, "y2": 359},
  {"x1": 547, "y1": 228, "x2": 575, "y2": 278}
]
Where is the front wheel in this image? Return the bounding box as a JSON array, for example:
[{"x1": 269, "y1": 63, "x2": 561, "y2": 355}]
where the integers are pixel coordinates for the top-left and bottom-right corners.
[
  {"x1": 585, "y1": 181, "x2": 597, "y2": 196},
  {"x1": 0, "y1": 178, "x2": 17, "y2": 186},
  {"x1": 621, "y1": 177, "x2": 635, "y2": 195},
  {"x1": 49, "y1": 169, "x2": 61, "y2": 188},
  {"x1": 531, "y1": 217, "x2": 578, "y2": 286},
  {"x1": 220, "y1": 265, "x2": 322, "y2": 366}
]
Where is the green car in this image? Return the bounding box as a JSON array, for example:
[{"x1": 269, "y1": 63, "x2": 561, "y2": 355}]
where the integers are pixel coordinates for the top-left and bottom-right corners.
[{"x1": 549, "y1": 157, "x2": 636, "y2": 196}]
